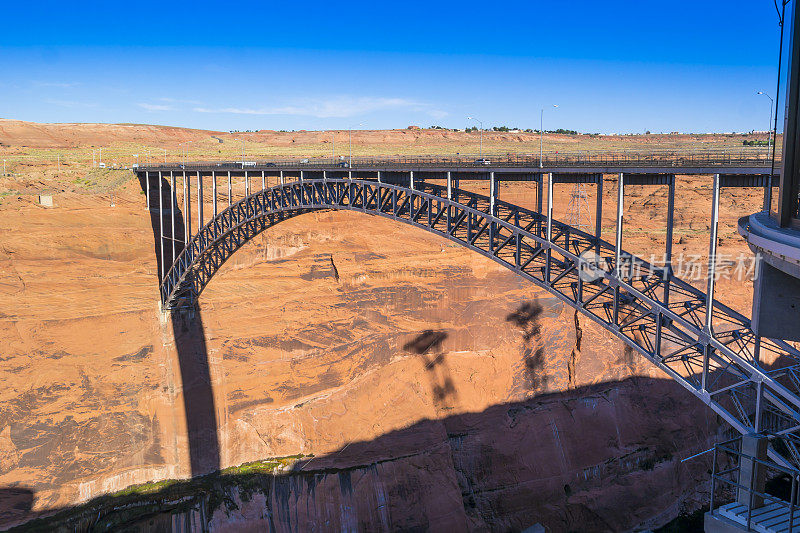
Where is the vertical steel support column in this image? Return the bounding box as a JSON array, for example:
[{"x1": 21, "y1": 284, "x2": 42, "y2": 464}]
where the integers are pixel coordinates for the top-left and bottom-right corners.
[
  {"x1": 490, "y1": 171, "x2": 496, "y2": 217},
  {"x1": 262, "y1": 170, "x2": 266, "y2": 191},
  {"x1": 170, "y1": 171, "x2": 176, "y2": 261},
  {"x1": 145, "y1": 171, "x2": 150, "y2": 210},
  {"x1": 489, "y1": 171, "x2": 496, "y2": 254},
  {"x1": 158, "y1": 171, "x2": 164, "y2": 283},
  {"x1": 755, "y1": 380, "x2": 764, "y2": 432},
  {"x1": 614, "y1": 173, "x2": 624, "y2": 326},
  {"x1": 546, "y1": 172, "x2": 554, "y2": 283},
  {"x1": 348, "y1": 170, "x2": 352, "y2": 180},
  {"x1": 280, "y1": 170, "x2": 284, "y2": 185},
  {"x1": 212, "y1": 171, "x2": 217, "y2": 218},
  {"x1": 446, "y1": 177, "x2": 452, "y2": 234},
  {"x1": 197, "y1": 171, "x2": 203, "y2": 231},
  {"x1": 705, "y1": 174, "x2": 721, "y2": 334},
  {"x1": 245, "y1": 171, "x2": 249, "y2": 197},
  {"x1": 537, "y1": 173, "x2": 544, "y2": 238},
  {"x1": 595, "y1": 174, "x2": 603, "y2": 254},
  {"x1": 183, "y1": 171, "x2": 191, "y2": 244},
  {"x1": 377, "y1": 170, "x2": 382, "y2": 183},
  {"x1": 664, "y1": 175, "x2": 676, "y2": 306},
  {"x1": 227, "y1": 171, "x2": 232, "y2": 207},
  {"x1": 300, "y1": 170, "x2": 304, "y2": 183},
  {"x1": 447, "y1": 171, "x2": 452, "y2": 200},
  {"x1": 410, "y1": 171, "x2": 414, "y2": 190}
]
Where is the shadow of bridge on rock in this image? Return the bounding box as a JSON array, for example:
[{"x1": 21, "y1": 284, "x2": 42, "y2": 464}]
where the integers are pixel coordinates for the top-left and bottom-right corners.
[{"x1": 138, "y1": 173, "x2": 221, "y2": 476}]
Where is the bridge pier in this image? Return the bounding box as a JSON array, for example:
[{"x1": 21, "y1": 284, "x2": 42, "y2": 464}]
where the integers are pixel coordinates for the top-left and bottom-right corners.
[
  {"x1": 537, "y1": 173, "x2": 543, "y2": 237},
  {"x1": 158, "y1": 171, "x2": 164, "y2": 282},
  {"x1": 447, "y1": 171, "x2": 452, "y2": 200},
  {"x1": 183, "y1": 170, "x2": 191, "y2": 244},
  {"x1": 705, "y1": 174, "x2": 721, "y2": 336},
  {"x1": 614, "y1": 172, "x2": 624, "y2": 327},
  {"x1": 595, "y1": 175, "x2": 603, "y2": 254},
  {"x1": 410, "y1": 170, "x2": 414, "y2": 190},
  {"x1": 262, "y1": 170, "x2": 265, "y2": 190},
  {"x1": 665, "y1": 176, "x2": 675, "y2": 304},
  {"x1": 490, "y1": 171, "x2": 496, "y2": 216},
  {"x1": 212, "y1": 171, "x2": 217, "y2": 217},
  {"x1": 546, "y1": 172, "x2": 554, "y2": 283},
  {"x1": 197, "y1": 172, "x2": 203, "y2": 230},
  {"x1": 145, "y1": 171, "x2": 150, "y2": 211},
  {"x1": 170, "y1": 171, "x2": 176, "y2": 262}
]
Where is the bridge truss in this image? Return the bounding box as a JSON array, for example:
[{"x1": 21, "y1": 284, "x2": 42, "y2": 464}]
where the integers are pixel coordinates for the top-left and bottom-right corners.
[{"x1": 139, "y1": 167, "x2": 800, "y2": 469}]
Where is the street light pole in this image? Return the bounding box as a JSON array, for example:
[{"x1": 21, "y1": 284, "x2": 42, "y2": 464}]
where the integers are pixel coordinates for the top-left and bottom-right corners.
[
  {"x1": 163, "y1": 148, "x2": 167, "y2": 163},
  {"x1": 184, "y1": 141, "x2": 192, "y2": 166},
  {"x1": 540, "y1": 104, "x2": 558, "y2": 168},
  {"x1": 349, "y1": 123, "x2": 365, "y2": 168},
  {"x1": 757, "y1": 91, "x2": 775, "y2": 151},
  {"x1": 467, "y1": 116, "x2": 483, "y2": 158},
  {"x1": 332, "y1": 132, "x2": 335, "y2": 163},
  {"x1": 233, "y1": 138, "x2": 245, "y2": 168}
]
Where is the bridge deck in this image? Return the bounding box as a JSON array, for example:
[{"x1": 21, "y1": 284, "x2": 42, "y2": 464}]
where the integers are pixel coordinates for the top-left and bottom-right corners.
[{"x1": 142, "y1": 163, "x2": 777, "y2": 177}]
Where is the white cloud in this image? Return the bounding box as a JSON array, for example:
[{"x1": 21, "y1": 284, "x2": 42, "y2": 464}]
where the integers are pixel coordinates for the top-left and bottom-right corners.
[
  {"x1": 158, "y1": 97, "x2": 204, "y2": 105},
  {"x1": 45, "y1": 99, "x2": 97, "y2": 108},
  {"x1": 33, "y1": 81, "x2": 80, "y2": 88},
  {"x1": 194, "y1": 96, "x2": 445, "y2": 119},
  {"x1": 138, "y1": 103, "x2": 174, "y2": 111}
]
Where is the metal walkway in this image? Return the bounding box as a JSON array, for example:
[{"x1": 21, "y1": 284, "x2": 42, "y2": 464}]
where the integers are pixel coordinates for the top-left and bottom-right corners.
[{"x1": 717, "y1": 501, "x2": 799, "y2": 532}]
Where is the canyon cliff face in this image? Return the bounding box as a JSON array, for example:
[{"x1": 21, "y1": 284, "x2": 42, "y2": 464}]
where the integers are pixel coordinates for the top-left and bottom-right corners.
[{"x1": 0, "y1": 176, "x2": 733, "y2": 531}]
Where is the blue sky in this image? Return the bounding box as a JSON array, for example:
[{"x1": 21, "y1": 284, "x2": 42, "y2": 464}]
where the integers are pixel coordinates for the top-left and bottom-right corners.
[{"x1": 0, "y1": 0, "x2": 789, "y2": 133}]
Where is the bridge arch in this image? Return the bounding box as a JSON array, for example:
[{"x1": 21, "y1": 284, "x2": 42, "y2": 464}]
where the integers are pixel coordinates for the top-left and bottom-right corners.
[{"x1": 159, "y1": 177, "x2": 800, "y2": 466}]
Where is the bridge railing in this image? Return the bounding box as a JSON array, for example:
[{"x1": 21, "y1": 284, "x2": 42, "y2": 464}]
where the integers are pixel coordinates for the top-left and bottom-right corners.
[
  {"x1": 710, "y1": 435, "x2": 800, "y2": 531},
  {"x1": 146, "y1": 146, "x2": 778, "y2": 171}
]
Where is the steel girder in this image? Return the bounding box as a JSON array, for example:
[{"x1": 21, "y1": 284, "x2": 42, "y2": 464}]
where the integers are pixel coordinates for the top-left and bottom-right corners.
[{"x1": 158, "y1": 178, "x2": 800, "y2": 466}]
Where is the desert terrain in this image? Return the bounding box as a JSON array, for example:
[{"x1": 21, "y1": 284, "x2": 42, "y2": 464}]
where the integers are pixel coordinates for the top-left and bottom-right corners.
[{"x1": 0, "y1": 120, "x2": 779, "y2": 531}]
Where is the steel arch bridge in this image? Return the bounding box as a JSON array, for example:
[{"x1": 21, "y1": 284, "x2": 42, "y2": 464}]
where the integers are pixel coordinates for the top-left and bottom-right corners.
[{"x1": 151, "y1": 174, "x2": 800, "y2": 468}]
